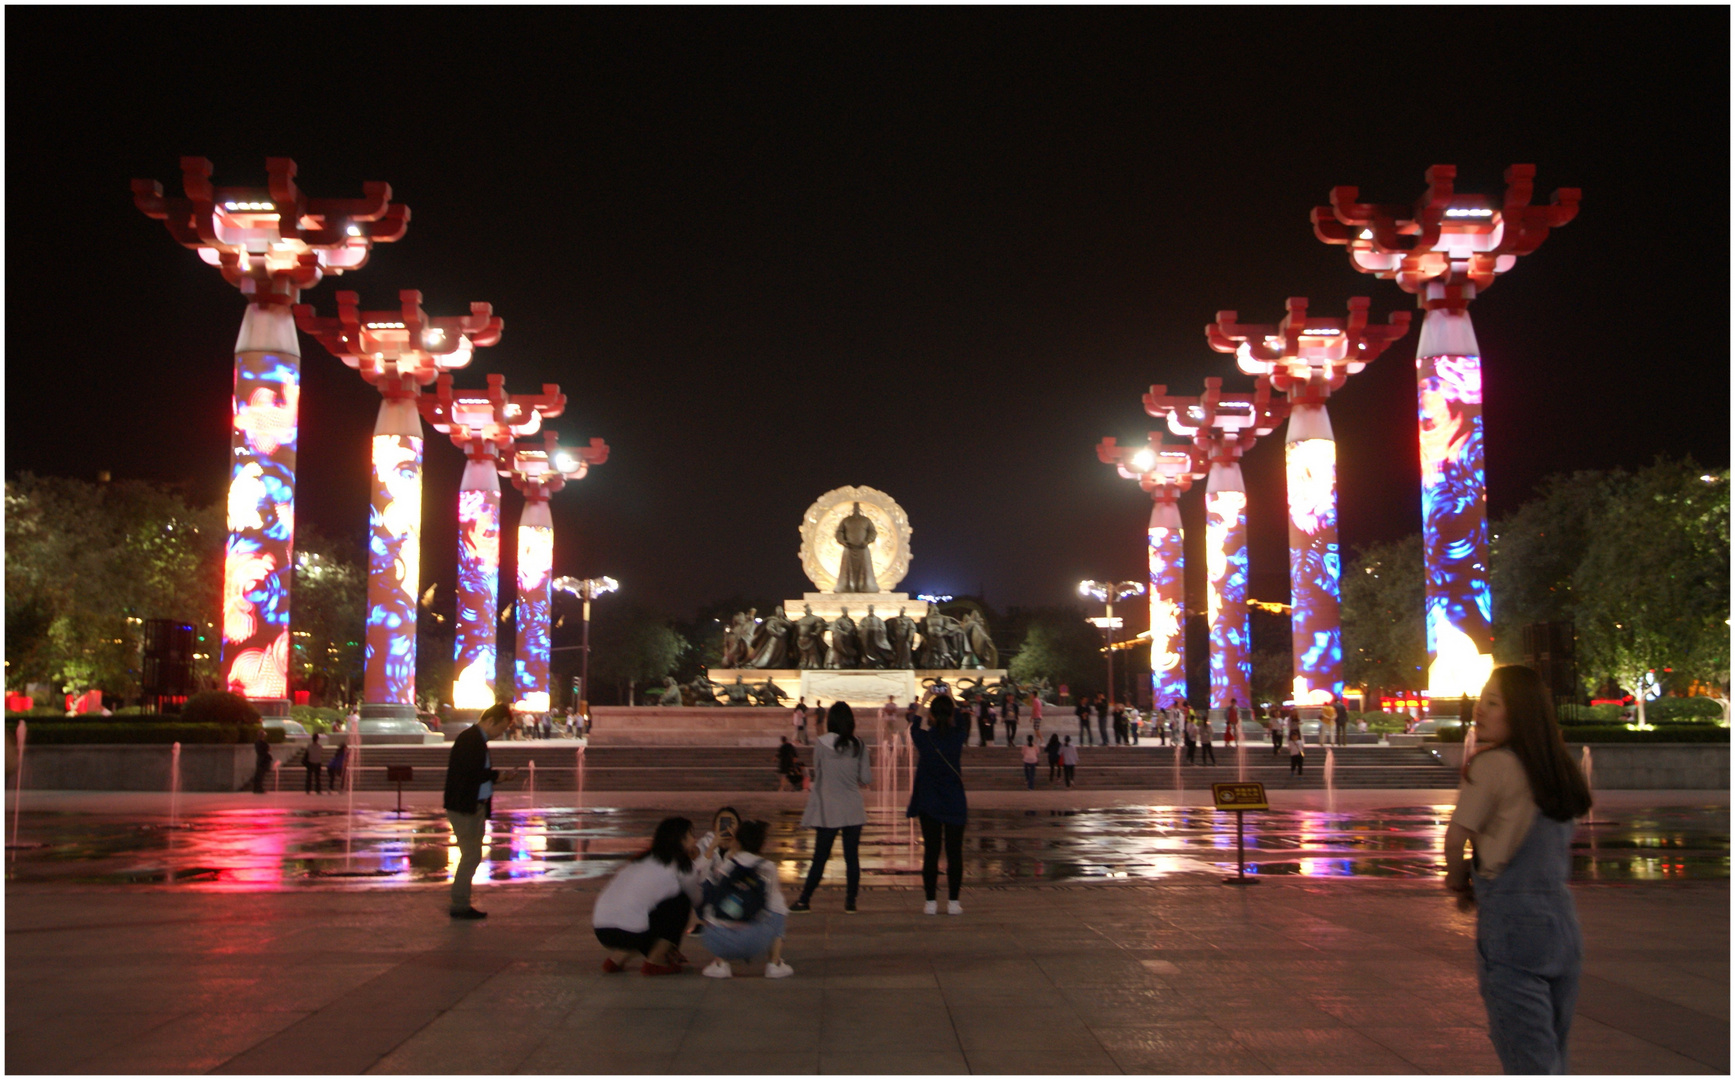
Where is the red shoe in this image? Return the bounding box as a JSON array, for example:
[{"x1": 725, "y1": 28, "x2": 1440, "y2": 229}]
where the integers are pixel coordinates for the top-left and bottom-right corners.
[
  {"x1": 602, "y1": 958, "x2": 626, "y2": 974},
  {"x1": 641, "y1": 961, "x2": 682, "y2": 977}
]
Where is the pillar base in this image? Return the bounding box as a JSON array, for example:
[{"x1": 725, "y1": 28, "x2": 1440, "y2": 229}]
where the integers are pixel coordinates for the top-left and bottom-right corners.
[
  {"x1": 360, "y1": 703, "x2": 419, "y2": 722},
  {"x1": 251, "y1": 699, "x2": 291, "y2": 720}
]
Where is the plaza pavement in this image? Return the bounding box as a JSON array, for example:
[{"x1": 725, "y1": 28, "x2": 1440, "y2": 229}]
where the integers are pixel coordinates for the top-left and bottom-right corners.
[{"x1": 5, "y1": 790, "x2": 1728, "y2": 1075}]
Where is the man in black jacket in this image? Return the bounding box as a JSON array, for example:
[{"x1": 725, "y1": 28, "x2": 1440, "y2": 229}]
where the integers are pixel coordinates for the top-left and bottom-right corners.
[{"x1": 444, "y1": 703, "x2": 517, "y2": 919}]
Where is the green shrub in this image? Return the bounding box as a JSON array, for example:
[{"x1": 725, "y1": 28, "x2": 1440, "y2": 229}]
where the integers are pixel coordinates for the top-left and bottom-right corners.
[
  {"x1": 264, "y1": 727, "x2": 286, "y2": 744},
  {"x1": 1558, "y1": 703, "x2": 1622, "y2": 724},
  {"x1": 3, "y1": 721, "x2": 251, "y2": 745},
  {"x1": 289, "y1": 705, "x2": 340, "y2": 736},
  {"x1": 1433, "y1": 724, "x2": 1469, "y2": 743},
  {"x1": 180, "y1": 691, "x2": 261, "y2": 727},
  {"x1": 1560, "y1": 725, "x2": 1730, "y2": 744},
  {"x1": 1645, "y1": 697, "x2": 1725, "y2": 722}
]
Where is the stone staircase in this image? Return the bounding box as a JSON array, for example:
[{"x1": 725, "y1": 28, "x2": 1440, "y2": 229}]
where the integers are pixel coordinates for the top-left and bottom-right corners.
[{"x1": 334, "y1": 742, "x2": 1457, "y2": 792}]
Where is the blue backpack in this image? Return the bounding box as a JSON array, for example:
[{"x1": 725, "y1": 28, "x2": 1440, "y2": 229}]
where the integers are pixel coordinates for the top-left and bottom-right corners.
[{"x1": 703, "y1": 857, "x2": 768, "y2": 923}]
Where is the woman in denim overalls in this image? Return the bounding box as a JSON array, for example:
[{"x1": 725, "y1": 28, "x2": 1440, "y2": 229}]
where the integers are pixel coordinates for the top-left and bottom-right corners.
[{"x1": 1445, "y1": 666, "x2": 1593, "y2": 1074}]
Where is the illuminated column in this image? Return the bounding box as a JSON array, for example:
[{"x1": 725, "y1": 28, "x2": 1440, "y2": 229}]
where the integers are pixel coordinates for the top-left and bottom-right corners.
[
  {"x1": 514, "y1": 500, "x2": 555, "y2": 711},
  {"x1": 453, "y1": 459, "x2": 503, "y2": 710},
  {"x1": 420, "y1": 375, "x2": 568, "y2": 715},
  {"x1": 135, "y1": 158, "x2": 407, "y2": 713},
  {"x1": 502, "y1": 432, "x2": 611, "y2": 714},
  {"x1": 1313, "y1": 164, "x2": 1578, "y2": 699},
  {"x1": 1208, "y1": 298, "x2": 1411, "y2": 706},
  {"x1": 295, "y1": 291, "x2": 500, "y2": 720},
  {"x1": 1097, "y1": 437, "x2": 1204, "y2": 708},
  {"x1": 1146, "y1": 378, "x2": 1287, "y2": 711}
]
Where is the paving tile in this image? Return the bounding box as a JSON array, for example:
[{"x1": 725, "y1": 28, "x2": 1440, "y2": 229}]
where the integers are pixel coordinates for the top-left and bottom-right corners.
[
  {"x1": 819, "y1": 1048, "x2": 969, "y2": 1073},
  {"x1": 1104, "y1": 1046, "x2": 1274, "y2": 1073},
  {"x1": 668, "y1": 1048, "x2": 820, "y2": 1073},
  {"x1": 963, "y1": 1044, "x2": 1123, "y2": 1074}
]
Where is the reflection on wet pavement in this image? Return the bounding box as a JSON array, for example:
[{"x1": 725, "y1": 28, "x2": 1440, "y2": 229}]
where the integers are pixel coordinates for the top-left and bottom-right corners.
[{"x1": 5, "y1": 804, "x2": 1726, "y2": 890}]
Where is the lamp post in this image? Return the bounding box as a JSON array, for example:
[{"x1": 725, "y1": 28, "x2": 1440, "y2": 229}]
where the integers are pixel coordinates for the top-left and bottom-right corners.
[
  {"x1": 1078, "y1": 580, "x2": 1146, "y2": 709},
  {"x1": 553, "y1": 576, "x2": 618, "y2": 719},
  {"x1": 1312, "y1": 165, "x2": 1579, "y2": 701},
  {"x1": 132, "y1": 158, "x2": 407, "y2": 714}
]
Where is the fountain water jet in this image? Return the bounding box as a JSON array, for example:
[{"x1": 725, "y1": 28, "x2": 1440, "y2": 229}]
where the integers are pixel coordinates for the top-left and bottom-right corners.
[
  {"x1": 10, "y1": 720, "x2": 25, "y2": 857},
  {"x1": 168, "y1": 741, "x2": 182, "y2": 831},
  {"x1": 527, "y1": 760, "x2": 536, "y2": 810},
  {"x1": 1581, "y1": 745, "x2": 1594, "y2": 823},
  {"x1": 1324, "y1": 746, "x2": 1336, "y2": 814},
  {"x1": 1173, "y1": 740, "x2": 1184, "y2": 804},
  {"x1": 574, "y1": 746, "x2": 585, "y2": 811},
  {"x1": 1236, "y1": 733, "x2": 1247, "y2": 783},
  {"x1": 344, "y1": 717, "x2": 358, "y2": 866}
]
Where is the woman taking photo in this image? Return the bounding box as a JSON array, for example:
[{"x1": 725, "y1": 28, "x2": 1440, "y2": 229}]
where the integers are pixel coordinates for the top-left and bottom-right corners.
[
  {"x1": 907, "y1": 694, "x2": 968, "y2": 915},
  {"x1": 593, "y1": 816, "x2": 703, "y2": 976},
  {"x1": 790, "y1": 702, "x2": 872, "y2": 913},
  {"x1": 1445, "y1": 665, "x2": 1593, "y2": 1074}
]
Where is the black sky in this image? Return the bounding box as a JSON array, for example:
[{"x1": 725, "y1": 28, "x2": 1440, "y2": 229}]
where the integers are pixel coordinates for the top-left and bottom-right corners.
[{"x1": 6, "y1": 8, "x2": 1729, "y2": 630}]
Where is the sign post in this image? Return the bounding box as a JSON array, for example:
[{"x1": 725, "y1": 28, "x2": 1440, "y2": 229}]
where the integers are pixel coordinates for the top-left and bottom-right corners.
[
  {"x1": 386, "y1": 764, "x2": 413, "y2": 817},
  {"x1": 1211, "y1": 781, "x2": 1267, "y2": 885}
]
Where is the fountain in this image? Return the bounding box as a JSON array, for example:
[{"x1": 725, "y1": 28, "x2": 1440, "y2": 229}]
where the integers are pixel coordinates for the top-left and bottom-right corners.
[
  {"x1": 10, "y1": 720, "x2": 25, "y2": 856},
  {"x1": 1172, "y1": 740, "x2": 1183, "y2": 804},
  {"x1": 168, "y1": 741, "x2": 182, "y2": 831},
  {"x1": 343, "y1": 717, "x2": 358, "y2": 865},
  {"x1": 1324, "y1": 746, "x2": 1336, "y2": 814},
  {"x1": 527, "y1": 760, "x2": 536, "y2": 810},
  {"x1": 272, "y1": 757, "x2": 281, "y2": 794},
  {"x1": 1581, "y1": 745, "x2": 1594, "y2": 823},
  {"x1": 574, "y1": 746, "x2": 585, "y2": 811},
  {"x1": 1236, "y1": 732, "x2": 1247, "y2": 783}
]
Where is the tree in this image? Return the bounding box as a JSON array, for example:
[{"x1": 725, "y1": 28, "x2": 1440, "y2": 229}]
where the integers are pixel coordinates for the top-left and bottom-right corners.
[
  {"x1": 585, "y1": 602, "x2": 689, "y2": 703},
  {"x1": 1341, "y1": 533, "x2": 1427, "y2": 694},
  {"x1": 1573, "y1": 460, "x2": 1729, "y2": 725},
  {"x1": 1488, "y1": 469, "x2": 1613, "y2": 663},
  {"x1": 288, "y1": 525, "x2": 366, "y2": 706},
  {"x1": 1007, "y1": 610, "x2": 1104, "y2": 697}
]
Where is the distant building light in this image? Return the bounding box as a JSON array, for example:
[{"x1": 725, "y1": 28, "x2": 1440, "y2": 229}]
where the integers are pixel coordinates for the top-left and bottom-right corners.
[
  {"x1": 917, "y1": 594, "x2": 954, "y2": 603},
  {"x1": 346, "y1": 224, "x2": 362, "y2": 237}
]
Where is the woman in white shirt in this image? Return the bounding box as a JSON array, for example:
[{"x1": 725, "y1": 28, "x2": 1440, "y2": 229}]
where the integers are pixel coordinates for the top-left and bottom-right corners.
[
  {"x1": 593, "y1": 817, "x2": 704, "y2": 976},
  {"x1": 698, "y1": 819, "x2": 793, "y2": 978}
]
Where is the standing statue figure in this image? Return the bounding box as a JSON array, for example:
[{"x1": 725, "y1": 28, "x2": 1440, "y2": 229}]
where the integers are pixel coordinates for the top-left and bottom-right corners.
[
  {"x1": 657, "y1": 676, "x2": 683, "y2": 706},
  {"x1": 857, "y1": 604, "x2": 892, "y2": 668},
  {"x1": 750, "y1": 605, "x2": 794, "y2": 668},
  {"x1": 918, "y1": 610, "x2": 959, "y2": 669},
  {"x1": 832, "y1": 502, "x2": 880, "y2": 593},
  {"x1": 828, "y1": 607, "x2": 860, "y2": 669},
  {"x1": 795, "y1": 604, "x2": 828, "y2": 669},
  {"x1": 961, "y1": 610, "x2": 998, "y2": 669},
  {"x1": 887, "y1": 605, "x2": 917, "y2": 669},
  {"x1": 720, "y1": 609, "x2": 757, "y2": 668}
]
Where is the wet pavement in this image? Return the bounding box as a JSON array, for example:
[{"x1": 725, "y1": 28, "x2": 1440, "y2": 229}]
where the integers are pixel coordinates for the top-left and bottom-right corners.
[{"x1": 6, "y1": 799, "x2": 1726, "y2": 890}]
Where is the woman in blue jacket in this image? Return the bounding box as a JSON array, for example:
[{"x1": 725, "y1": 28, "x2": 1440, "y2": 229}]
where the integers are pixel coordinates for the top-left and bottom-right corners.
[{"x1": 907, "y1": 694, "x2": 968, "y2": 915}]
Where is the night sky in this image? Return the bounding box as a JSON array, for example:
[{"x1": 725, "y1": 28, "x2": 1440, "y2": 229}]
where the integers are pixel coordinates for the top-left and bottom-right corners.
[{"x1": 7, "y1": 9, "x2": 1729, "y2": 631}]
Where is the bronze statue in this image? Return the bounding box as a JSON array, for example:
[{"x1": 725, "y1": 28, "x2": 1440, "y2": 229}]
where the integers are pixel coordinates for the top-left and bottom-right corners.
[
  {"x1": 751, "y1": 679, "x2": 788, "y2": 706},
  {"x1": 723, "y1": 676, "x2": 753, "y2": 706},
  {"x1": 918, "y1": 611, "x2": 959, "y2": 668},
  {"x1": 832, "y1": 502, "x2": 879, "y2": 593},
  {"x1": 750, "y1": 605, "x2": 793, "y2": 668},
  {"x1": 795, "y1": 604, "x2": 828, "y2": 669},
  {"x1": 961, "y1": 610, "x2": 998, "y2": 669},
  {"x1": 828, "y1": 607, "x2": 860, "y2": 669},
  {"x1": 720, "y1": 609, "x2": 758, "y2": 669},
  {"x1": 887, "y1": 605, "x2": 917, "y2": 669},
  {"x1": 689, "y1": 671, "x2": 722, "y2": 705},
  {"x1": 857, "y1": 604, "x2": 892, "y2": 668},
  {"x1": 656, "y1": 676, "x2": 683, "y2": 706}
]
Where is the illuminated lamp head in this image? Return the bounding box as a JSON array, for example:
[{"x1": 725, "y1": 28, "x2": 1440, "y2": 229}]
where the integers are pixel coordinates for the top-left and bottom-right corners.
[{"x1": 1206, "y1": 297, "x2": 1410, "y2": 402}]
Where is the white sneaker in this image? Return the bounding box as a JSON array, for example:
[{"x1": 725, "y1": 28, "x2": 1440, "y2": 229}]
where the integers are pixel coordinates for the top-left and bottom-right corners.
[
  {"x1": 764, "y1": 961, "x2": 794, "y2": 979},
  {"x1": 702, "y1": 959, "x2": 732, "y2": 978},
  {"x1": 947, "y1": 900, "x2": 964, "y2": 916},
  {"x1": 923, "y1": 900, "x2": 938, "y2": 915}
]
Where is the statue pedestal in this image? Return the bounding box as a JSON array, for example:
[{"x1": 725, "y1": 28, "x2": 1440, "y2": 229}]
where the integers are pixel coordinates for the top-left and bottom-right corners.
[
  {"x1": 799, "y1": 668, "x2": 919, "y2": 710},
  {"x1": 783, "y1": 592, "x2": 928, "y2": 622}
]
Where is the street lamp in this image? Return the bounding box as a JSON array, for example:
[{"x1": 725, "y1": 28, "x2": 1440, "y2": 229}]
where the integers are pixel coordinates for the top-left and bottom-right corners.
[
  {"x1": 553, "y1": 576, "x2": 618, "y2": 720},
  {"x1": 1079, "y1": 580, "x2": 1145, "y2": 709}
]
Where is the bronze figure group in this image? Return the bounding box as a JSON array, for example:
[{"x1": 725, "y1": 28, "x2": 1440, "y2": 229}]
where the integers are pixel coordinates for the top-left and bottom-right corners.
[{"x1": 719, "y1": 601, "x2": 997, "y2": 671}]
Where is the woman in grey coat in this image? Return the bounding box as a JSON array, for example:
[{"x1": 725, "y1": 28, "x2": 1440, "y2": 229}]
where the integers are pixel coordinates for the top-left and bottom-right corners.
[{"x1": 789, "y1": 702, "x2": 873, "y2": 913}]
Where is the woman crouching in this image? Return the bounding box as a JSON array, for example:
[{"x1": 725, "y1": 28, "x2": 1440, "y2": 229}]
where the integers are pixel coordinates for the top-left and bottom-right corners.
[
  {"x1": 698, "y1": 819, "x2": 794, "y2": 979},
  {"x1": 592, "y1": 816, "x2": 703, "y2": 976}
]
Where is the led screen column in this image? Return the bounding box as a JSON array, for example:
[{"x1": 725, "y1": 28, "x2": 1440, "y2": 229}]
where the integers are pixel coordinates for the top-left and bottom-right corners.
[
  {"x1": 1417, "y1": 307, "x2": 1494, "y2": 699},
  {"x1": 514, "y1": 499, "x2": 554, "y2": 712},
  {"x1": 1147, "y1": 499, "x2": 1186, "y2": 708},
  {"x1": 453, "y1": 460, "x2": 503, "y2": 710},
  {"x1": 223, "y1": 304, "x2": 300, "y2": 703},
  {"x1": 362, "y1": 397, "x2": 424, "y2": 716},
  {"x1": 1285, "y1": 404, "x2": 1341, "y2": 705},
  {"x1": 1205, "y1": 465, "x2": 1251, "y2": 710}
]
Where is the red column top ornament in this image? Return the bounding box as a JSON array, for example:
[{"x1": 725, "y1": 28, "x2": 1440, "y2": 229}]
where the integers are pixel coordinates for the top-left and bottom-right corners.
[
  {"x1": 502, "y1": 431, "x2": 611, "y2": 503},
  {"x1": 1144, "y1": 377, "x2": 1290, "y2": 468},
  {"x1": 420, "y1": 374, "x2": 566, "y2": 462},
  {"x1": 294, "y1": 291, "x2": 502, "y2": 399},
  {"x1": 1096, "y1": 436, "x2": 1205, "y2": 503},
  {"x1": 1206, "y1": 297, "x2": 1411, "y2": 406},
  {"x1": 133, "y1": 157, "x2": 409, "y2": 306},
  {"x1": 1311, "y1": 164, "x2": 1580, "y2": 311}
]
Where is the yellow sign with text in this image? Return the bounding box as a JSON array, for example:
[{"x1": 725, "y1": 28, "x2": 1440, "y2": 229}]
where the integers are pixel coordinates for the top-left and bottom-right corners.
[{"x1": 1212, "y1": 782, "x2": 1269, "y2": 811}]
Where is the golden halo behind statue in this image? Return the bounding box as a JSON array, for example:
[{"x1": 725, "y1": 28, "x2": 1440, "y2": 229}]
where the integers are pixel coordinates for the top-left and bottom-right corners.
[{"x1": 798, "y1": 486, "x2": 913, "y2": 593}]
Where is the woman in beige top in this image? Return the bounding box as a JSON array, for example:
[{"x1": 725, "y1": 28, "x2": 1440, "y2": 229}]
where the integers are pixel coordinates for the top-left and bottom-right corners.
[{"x1": 1444, "y1": 665, "x2": 1592, "y2": 1074}]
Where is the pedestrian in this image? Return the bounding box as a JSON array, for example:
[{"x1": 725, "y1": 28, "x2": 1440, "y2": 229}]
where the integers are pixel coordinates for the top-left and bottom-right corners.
[
  {"x1": 1287, "y1": 729, "x2": 1305, "y2": 775},
  {"x1": 1321, "y1": 699, "x2": 1338, "y2": 746},
  {"x1": 1272, "y1": 707, "x2": 1286, "y2": 756},
  {"x1": 327, "y1": 741, "x2": 348, "y2": 793},
  {"x1": 792, "y1": 698, "x2": 809, "y2": 746},
  {"x1": 1029, "y1": 692, "x2": 1043, "y2": 740},
  {"x1": 877, "y1": 695, "x2": 900, "y2": 745},
  {"x1": 1074, "y1": 697, "x2": 1090, "y2": 746},
  {"x1": 1224, "y1": 701, "x2": 1240, "y2": 748},
  {"x1": 1044, "y1": 732, "x2": 1062, "y2": 782},
  {"x1": 303, "y1": 733, "x2": 326, "y2": 794},
  {"x1": 698, "y1": 818, "x2": 794, "y2": 978},
  {"x1": 249, "y1": 729, "x2": 273, "y2": 794},
  {"x1": 1096, "y1": 696, "x2": 1110, "y2": 747},
  {"x1": 593, "y1": 816, "x2": 704, "y2": 975},
  {"x1": 1128, "y1": 706, "x2": 1141, "y2": 745},
  {"x1": 976, "y1": 698, "x2": 995, "y2": 749},
  {"x1": 1060, "y1": 735, "x2": 1078, "y2": 787},
  {"x1": 443, "y1": 703, "x2": 518, "y2": 919},
  {"x1": 1287, "y1": 708, "x2": 1303, "y2": 745},
  {"x1": 776, "y1": 736, "x2": 803, "y2": 792},
  {"x1": 1002, "y1": 705, "x2": 1017, "y2": 748},
  {"x1": 1021, "y1": 735, "x2": 1039, "y2": 789},
  {"x1": 1198, "y1": 714, "x2": 1217, "y2": 765},
  {"x1": 907, "y1": 694, "x2": 968, "y2": 915},
  {"x1": 1334, "y1": 696, "x2": 1350, "y2": 746},
  {"x1": 1111, "y1": 705, "x2": 1126, "y2": 746},
  {"x1": 1444, "y1": 666, "x2": 1593, "y2": 1073},
  {"x1": 1170, "y1": 709, "x2": 1183, "y2": 749},
  {"x1": 790, "y1": 702, "x2": 872, "y2": 914},
  {"x1": 1183, "y1": 712, "x2": 1197, "y2": 764}
]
